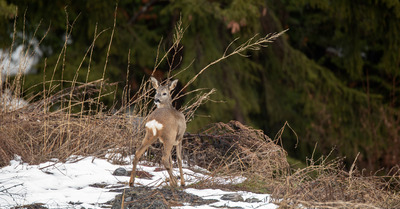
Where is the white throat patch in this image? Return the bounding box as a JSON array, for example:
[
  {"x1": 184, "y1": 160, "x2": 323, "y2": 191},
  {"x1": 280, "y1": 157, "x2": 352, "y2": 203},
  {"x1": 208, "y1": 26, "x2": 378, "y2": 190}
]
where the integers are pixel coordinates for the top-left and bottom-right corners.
[{"x1": 145, "y1": 119, "x2": 163, "y2": 136}]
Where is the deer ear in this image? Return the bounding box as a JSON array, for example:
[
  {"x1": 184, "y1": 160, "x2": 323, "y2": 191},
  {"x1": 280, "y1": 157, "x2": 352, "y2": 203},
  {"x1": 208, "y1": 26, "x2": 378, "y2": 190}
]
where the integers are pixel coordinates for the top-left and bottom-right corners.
[
  {"x1": 169, "y1": 79, "x2": 178, "y2": 91},
  {"x1": 150, "y1": 77, "x2": 159, "y2": 89}
]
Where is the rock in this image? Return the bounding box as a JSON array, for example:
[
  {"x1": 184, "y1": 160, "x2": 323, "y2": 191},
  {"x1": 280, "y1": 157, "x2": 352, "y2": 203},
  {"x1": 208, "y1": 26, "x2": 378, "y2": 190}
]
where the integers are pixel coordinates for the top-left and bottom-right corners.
[
  {"x1": 245, "y1": 197, "x2": 261, "y2": 203},
  {"x1": 220, "y1": 193, "x2": 244, "y2": 202},
  {"x1": 68, "y1": 201, "x2": 83, "y2": 205},
  {"x1": 14, "y1": 203, "x2": 47, "y2": 209},
  {"x1": 113, "y1": 167, "x2": 128, "y2": 176}
]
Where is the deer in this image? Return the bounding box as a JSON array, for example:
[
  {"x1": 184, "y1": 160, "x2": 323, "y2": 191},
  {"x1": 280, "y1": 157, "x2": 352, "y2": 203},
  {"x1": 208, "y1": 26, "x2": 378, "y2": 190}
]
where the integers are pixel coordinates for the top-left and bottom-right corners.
[{"x1": 129, "y1": 76, "x2": 186, "y2": 187}]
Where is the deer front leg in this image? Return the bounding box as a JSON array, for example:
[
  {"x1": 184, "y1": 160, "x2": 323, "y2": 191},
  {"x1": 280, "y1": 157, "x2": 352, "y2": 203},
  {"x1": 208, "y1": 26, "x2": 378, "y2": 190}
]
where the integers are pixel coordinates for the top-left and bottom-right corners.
[
  {"x1": 129, "y1": 133, "x2": 156, "y2": 187},
  {"x1": 161, "y1": 141, "x2": 177, "y2": 187}
]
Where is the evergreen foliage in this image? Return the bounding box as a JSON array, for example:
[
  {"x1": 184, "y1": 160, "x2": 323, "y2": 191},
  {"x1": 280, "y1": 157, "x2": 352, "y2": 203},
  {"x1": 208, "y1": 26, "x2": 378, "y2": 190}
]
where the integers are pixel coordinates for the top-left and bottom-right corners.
[
  {"x1": 269, "y1": 0, "x2": 400, "y2": 170},
  {"x1": 0, "y1": 0, "x2": 16, "y2": 47}
]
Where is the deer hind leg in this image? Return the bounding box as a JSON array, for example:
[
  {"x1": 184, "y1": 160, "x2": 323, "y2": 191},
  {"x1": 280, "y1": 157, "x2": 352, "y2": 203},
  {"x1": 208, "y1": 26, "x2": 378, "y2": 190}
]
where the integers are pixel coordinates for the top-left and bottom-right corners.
[
  {"x1": 129, "y1": 132, "x2": 156, "y2": 187},
  {"x1": 161, "y1": 140, "x2": 178, "y2": 187},
  {"x1": 176, "y1": 140, "x2": 185, "y2": 186}
]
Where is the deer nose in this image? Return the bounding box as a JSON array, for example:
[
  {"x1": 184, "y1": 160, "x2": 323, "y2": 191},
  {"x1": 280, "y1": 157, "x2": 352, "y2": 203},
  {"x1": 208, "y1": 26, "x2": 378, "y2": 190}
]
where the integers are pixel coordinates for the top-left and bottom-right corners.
[{"x1": 154, "y1": 99, "x2": 160, "y2": 104}]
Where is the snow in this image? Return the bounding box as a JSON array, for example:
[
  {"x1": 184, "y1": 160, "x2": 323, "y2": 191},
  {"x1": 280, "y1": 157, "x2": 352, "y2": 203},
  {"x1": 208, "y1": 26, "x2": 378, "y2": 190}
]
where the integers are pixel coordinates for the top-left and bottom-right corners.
[
  {"x1": 0, "y1": 89, "x2": 28, "y2": 110},
  {"x1": 0, "y1": 38, "x2": 42, "y2": 79},
  {"x1": 1, "y1": 156, "x2": 120, "y2": 208},
  {"x1": 0, "y1": 36, "x2": 40, "y2": 111},
  {"x1": 182, "y1": 189, "x2": 277, "y2": 209},
  {"x1": 0, "y1": 155, "x2": 278, "y2": 209}
]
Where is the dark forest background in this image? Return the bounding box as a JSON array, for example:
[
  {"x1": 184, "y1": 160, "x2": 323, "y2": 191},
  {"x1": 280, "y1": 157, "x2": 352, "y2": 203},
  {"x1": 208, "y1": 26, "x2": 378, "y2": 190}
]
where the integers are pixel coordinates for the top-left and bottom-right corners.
[{"x1": 1, "y1": 0, "x2": 399, "y2": 172}]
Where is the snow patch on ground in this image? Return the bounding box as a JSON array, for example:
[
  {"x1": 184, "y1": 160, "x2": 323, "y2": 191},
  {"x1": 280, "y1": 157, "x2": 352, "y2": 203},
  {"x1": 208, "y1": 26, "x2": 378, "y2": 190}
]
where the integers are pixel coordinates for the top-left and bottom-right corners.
[
  {"x1": 0, "y1": 155, "x2": 278, "y2": 209},
  {"x1": 1, "y1": 156, "x2": 122, "y2": 208},
  {"x1": 180, "y1": 188, "x2": 277, "y2": 209},
  {"x1": 0, "y1": 89, "x2": 28, "y2": 110},
  {"x1": 0, "y1": 39, "x2": 42, "y2": 78}
]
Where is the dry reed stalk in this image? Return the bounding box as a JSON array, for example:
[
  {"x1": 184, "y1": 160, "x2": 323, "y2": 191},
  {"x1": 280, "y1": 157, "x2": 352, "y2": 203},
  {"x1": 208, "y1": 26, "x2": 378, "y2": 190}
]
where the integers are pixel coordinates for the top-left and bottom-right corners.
[
  {"x1": 177, "y1": 29, "x2": 289, "y2": 97},
  {"x1": 96, "y1": 3, "x2": 117, "y2": 113}
]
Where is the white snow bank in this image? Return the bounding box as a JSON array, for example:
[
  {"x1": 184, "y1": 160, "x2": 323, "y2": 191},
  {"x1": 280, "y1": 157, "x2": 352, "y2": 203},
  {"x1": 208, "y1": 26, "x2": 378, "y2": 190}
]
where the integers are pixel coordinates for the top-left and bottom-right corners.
[
  {"x1": 0, "y1": 38, "x2": 42, "y2": 79},
  {"x1": 0, "y1": 155, "x2": 278, "y2": 209},
  {"x1": 0, "y1": 89, "x2": 28, "y2": 110},
  {"x1": 0, "y1": 156, "x2": 124, "y2": 208}
]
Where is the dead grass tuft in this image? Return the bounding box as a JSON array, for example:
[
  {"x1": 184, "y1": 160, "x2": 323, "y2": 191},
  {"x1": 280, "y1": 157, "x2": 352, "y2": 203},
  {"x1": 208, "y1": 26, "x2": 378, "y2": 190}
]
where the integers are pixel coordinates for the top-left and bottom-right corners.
[
  {"x1": 183, "y1": 120, "x2": 289, "y2": 178},
  {"x1": 0, "y1": 103, "x2": 143, "y2": 166},
  {"x1": 271, "y1": 156, "x2": 400, "y2": 208}
]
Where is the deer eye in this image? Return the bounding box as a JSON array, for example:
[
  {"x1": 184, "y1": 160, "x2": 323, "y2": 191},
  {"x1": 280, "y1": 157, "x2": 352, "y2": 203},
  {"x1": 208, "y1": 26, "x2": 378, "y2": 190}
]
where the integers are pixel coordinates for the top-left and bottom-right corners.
[{"x1": 162, "y1": 93, "x2": 167, "y2": 96}]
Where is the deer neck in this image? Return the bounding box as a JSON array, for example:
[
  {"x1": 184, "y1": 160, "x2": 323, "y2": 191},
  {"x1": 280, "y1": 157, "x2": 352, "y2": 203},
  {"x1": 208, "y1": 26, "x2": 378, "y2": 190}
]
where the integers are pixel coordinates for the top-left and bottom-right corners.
[{"x1": 156, "y1": 103, "x2": 173, "y2": 109}]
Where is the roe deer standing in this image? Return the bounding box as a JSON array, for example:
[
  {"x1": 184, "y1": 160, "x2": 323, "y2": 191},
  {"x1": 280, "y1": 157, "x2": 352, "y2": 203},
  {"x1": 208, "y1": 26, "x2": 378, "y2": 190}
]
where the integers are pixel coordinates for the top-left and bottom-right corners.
[{"x1": 129, "y1": 77, "x2": 186, "y2": 187}]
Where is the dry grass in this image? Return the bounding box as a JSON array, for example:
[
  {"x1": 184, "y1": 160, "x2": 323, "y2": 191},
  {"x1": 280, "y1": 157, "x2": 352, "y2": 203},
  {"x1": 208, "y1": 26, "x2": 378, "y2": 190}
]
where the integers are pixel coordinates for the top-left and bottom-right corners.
[
  {"x1": 272, "y1": 157, "x2": 400, "y2": 208},
  {"x1": 183, "y1": 121, "x2": 289, "y2": 178},
  {"x1": 0, "y1": 81, "x2": 145, "y2": 166},
  {"x1": 0, "y1": 110, "x2": 133, "y2": 165}
]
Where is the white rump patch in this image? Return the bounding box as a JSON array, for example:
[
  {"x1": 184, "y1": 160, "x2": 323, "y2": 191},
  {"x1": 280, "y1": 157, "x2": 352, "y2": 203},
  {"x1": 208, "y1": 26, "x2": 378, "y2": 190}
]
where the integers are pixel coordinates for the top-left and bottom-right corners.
[{"x1": 145, "y1": 119, "x2": 163, "y2": 136}]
